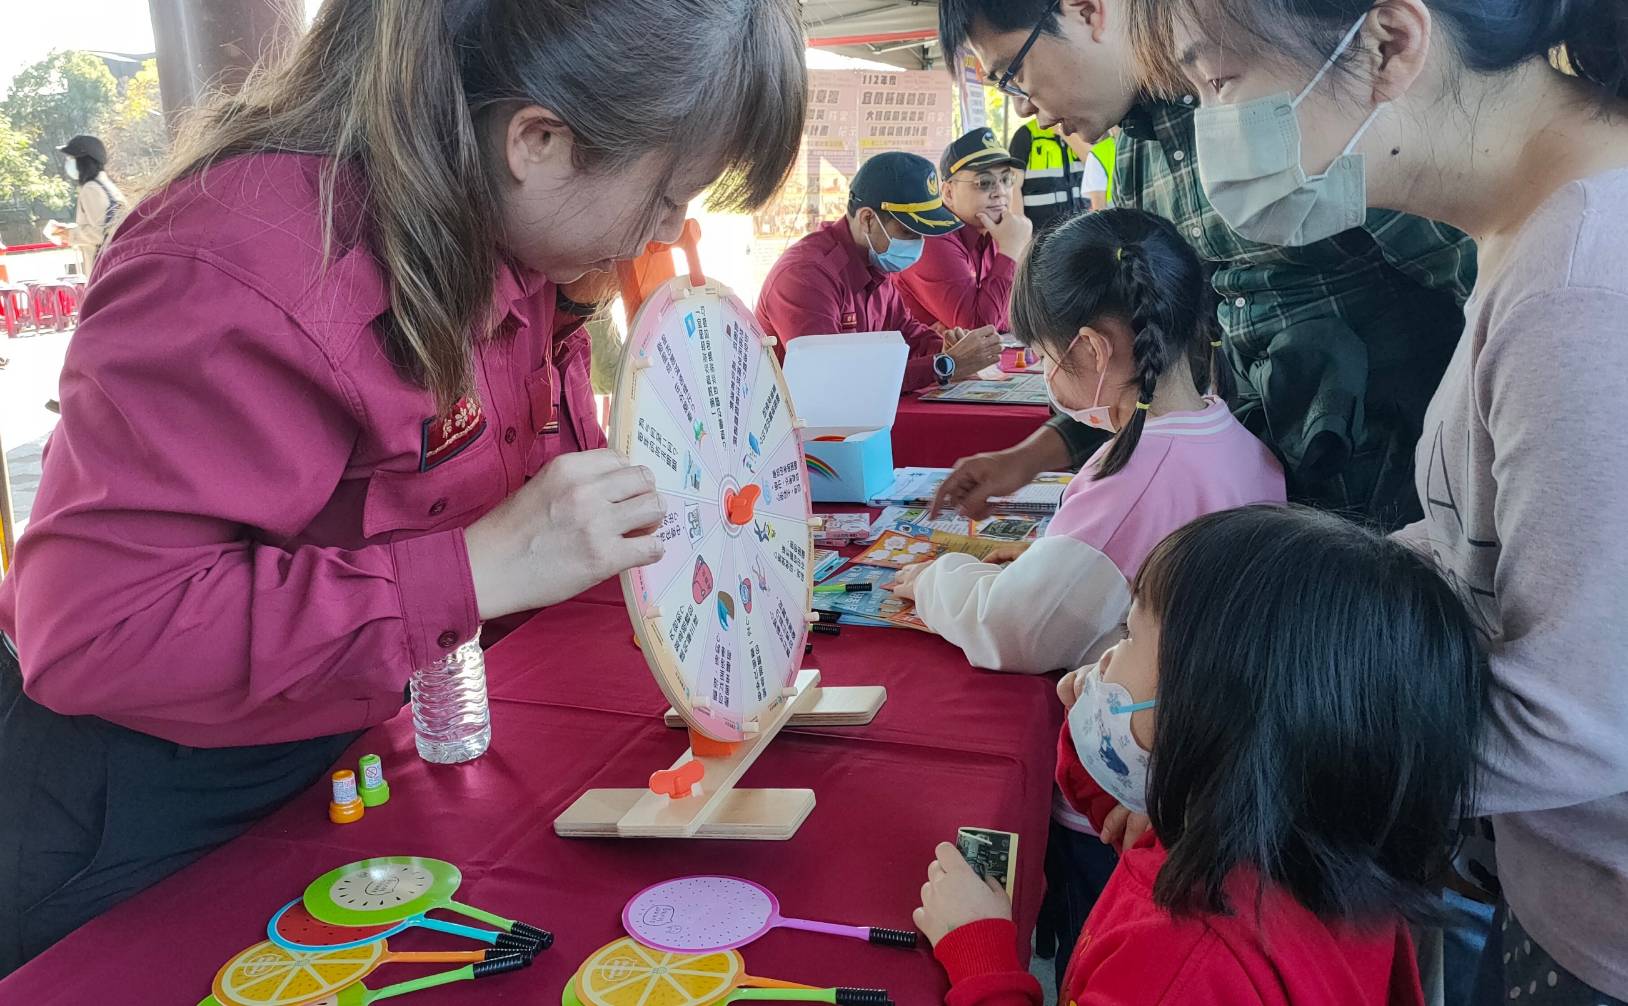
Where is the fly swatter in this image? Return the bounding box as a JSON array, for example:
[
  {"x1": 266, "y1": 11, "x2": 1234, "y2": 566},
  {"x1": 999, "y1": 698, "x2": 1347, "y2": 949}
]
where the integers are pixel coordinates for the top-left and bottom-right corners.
[
  {"x1": 301, "y1": 856, "x2": 551, "y2": 949},
  {"x1": 565, "y1": 981, "x2": 885, "y2": 1006},
  {"x1": 572, "y1": 937, "x2": 890, "y2": 1006},
  {"x1": 199, "y1": 953, "x2": 529, "y2": 1006},
  {"x1": 267, "y1": 898, "x2": 539, "y2": 954},
  {"x1": 209, "y1": 939, "x2": 513, "y2": 1006},
  {"x1": 622, "y1": 876, "x2": 917, "y2": 953}
]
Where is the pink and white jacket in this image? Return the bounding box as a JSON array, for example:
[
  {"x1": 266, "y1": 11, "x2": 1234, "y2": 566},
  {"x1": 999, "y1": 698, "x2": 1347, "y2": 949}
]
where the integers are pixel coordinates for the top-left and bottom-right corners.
[{"x1": 913, "y1": 400, "x2": 1285, "y2": 676}]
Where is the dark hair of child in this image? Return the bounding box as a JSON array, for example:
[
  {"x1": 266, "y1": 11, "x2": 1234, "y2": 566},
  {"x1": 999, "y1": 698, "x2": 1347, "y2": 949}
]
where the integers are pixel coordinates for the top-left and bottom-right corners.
[
  {"x1": 1009, "y1": 207, "x2": 1229, "y2": 480},
  {"x1": 1132, "y1": 504, "x2": 1486, "y2": 925}
]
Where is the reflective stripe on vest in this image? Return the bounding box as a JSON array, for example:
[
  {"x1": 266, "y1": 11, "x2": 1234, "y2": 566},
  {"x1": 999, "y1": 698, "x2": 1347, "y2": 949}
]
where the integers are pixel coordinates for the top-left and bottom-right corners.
[{"x1": 1022, "y1": 121, "x2": 1084, "y2": 211}]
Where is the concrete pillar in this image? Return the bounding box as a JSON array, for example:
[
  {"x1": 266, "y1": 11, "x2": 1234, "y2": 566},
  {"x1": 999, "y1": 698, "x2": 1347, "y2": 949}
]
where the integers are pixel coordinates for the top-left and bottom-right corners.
[{"x1": 147, "y1": 0, "x2": 305, "y2": 121}]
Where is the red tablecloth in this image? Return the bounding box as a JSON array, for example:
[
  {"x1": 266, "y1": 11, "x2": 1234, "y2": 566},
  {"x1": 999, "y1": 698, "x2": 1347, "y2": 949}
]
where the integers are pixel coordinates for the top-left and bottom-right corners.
[
  {"x1": 890, "y1": 394, "x2": 1050, "y2": 469},
  {"x1": 0, "y1": 581, "x2": 1061, "y2": 1005}
]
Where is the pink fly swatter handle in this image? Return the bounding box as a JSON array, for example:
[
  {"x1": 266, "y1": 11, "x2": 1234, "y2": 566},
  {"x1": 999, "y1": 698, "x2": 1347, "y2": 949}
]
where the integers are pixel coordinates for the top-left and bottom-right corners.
[{"x1": 778, "y1": 916, "x2": 918, "y2": 948}]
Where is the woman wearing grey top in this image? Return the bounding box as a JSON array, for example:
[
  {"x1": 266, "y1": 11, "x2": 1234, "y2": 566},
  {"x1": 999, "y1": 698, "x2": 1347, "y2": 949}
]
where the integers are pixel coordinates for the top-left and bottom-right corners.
[{"x1": 1145, "y1": 0, "x2": 1628, "y2": 1001}]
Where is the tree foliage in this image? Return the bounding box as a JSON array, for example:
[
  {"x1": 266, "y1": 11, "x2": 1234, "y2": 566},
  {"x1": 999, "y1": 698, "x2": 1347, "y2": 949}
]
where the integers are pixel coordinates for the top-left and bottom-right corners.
[
  {"x1": 1, "y1": 51, "x2": 119, "y2": 170},
  {"x1": 96, "y1": 60, "x2": 168, "y2": 196},
  {"x1": 1, "y1": 52, "x2": 170, "y2": 243}
]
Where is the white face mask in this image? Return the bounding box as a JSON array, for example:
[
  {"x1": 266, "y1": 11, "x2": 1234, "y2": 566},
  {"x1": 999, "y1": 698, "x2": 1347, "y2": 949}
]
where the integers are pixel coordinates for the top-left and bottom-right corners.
[
  {"x1": 1042, "y1": 336, "x2": 1116, "y2": 432},
  {"x1": 1067, "y1": 664, "x2": 1157, "y2": 816},
  {"x1": 1193, "y1": 16, "x2": 1383, "y2": 247},
  {"x1": 64, "y1": 158, "x2": 79, "y2": 181}
]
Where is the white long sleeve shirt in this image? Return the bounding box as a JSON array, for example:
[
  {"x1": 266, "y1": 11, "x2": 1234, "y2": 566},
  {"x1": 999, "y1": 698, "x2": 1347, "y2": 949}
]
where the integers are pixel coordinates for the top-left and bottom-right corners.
[{"x1": 914, "y1": 400, "x2": 1285, "y2": 675}]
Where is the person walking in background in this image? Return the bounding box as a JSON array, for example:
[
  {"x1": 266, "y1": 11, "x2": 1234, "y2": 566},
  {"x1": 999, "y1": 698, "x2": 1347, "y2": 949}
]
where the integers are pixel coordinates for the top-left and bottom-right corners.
[{"x1": 46, "y1": 136, "x2": 126, "y2": 279}]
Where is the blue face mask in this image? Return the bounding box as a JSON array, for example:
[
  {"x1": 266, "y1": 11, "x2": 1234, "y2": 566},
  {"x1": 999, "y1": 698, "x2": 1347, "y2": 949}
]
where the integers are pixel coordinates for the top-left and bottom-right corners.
[{"x1": 865, "y1": 216, "x2": 924, "y2": 274}]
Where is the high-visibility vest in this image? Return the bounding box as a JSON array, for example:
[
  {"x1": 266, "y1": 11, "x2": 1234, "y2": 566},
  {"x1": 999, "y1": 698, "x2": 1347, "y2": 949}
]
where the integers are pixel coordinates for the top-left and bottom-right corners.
[{"x1": 1020, "y1": 122, "x2": 1114, "y2": 213}]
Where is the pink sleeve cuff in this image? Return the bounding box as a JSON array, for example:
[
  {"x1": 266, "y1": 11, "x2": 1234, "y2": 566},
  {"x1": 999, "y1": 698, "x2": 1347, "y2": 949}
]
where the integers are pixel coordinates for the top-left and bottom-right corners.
[
  {"x1": 935, "y1": 918, "x2": 1026, "y2": 984},
  {"x1": 391, "y1": 528, "x2": 481, "y2": 669}
]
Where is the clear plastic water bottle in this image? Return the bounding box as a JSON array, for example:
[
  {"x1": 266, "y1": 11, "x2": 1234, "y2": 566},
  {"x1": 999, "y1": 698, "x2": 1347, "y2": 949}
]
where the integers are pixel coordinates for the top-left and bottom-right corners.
[{"x1": 411, "y1": 635, "x2": 491, "y2": 764}]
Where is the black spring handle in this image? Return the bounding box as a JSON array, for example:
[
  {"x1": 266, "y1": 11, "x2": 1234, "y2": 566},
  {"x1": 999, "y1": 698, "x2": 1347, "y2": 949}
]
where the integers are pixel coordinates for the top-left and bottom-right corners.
[
  {"x1": 495, "y1": 932, "x2": 543, "y2": 955},
  {"x1": 472, "y1": 952, "x2": 532, "y2": 978},
  {"x1": 866, "y1": 927, "x2": 919, "y2": 949},
  {"x1": 509, "y1": 921, "x2": 555, "y2": 949},
  {"x1": 834, "y1": 990, "x2": 891, "y2": 1006}
]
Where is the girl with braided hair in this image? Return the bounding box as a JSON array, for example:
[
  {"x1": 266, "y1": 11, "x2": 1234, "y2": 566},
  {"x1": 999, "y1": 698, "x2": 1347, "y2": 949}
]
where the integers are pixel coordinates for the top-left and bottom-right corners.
[
  {"x1": 892, "y1": 207, "x2": 1283, "y2": 678},
  {"x1": 889, "y1": 208, "x2": 1285, "y2": 977}
]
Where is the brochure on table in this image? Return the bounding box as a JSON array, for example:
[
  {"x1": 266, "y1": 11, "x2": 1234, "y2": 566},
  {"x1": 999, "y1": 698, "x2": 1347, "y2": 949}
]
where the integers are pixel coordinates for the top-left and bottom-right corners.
[{"x1": 784, "y1": 331, "x2": 909, "y2": 503}]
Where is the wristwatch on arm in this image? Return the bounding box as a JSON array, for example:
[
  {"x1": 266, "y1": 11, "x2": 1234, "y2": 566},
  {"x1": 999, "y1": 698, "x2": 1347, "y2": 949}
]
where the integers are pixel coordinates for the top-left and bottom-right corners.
[{"x1": 933, "y1": 353, "x2": 956, "y2": 387}]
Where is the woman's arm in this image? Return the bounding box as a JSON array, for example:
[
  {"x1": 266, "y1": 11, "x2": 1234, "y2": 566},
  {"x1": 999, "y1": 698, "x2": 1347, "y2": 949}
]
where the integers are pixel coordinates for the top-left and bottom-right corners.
[
  {"x1": 1469, "y1": 289, "x2": 1628, "y2": 814},
  {"x1": 9, "y1": 253, "x2": 475, "y2": 734}
]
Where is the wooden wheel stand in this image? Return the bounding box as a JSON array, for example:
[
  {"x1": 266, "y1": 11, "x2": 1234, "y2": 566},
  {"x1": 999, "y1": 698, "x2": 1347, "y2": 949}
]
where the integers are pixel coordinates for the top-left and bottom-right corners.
[
  {"x1": 553, "y1": 669, "x2": 885, "y2": 840},
  {"x1": 552, "y1": 222, "x2": 886, "y2": 841}
]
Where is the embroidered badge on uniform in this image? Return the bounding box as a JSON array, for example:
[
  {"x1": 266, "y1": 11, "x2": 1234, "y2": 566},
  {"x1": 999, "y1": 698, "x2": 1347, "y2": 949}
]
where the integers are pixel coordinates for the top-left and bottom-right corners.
[
  {"x1": 419, "y1": 396, "x2": 487, "y2": 472},
  {"x1": 840, "y1": 312, "x2": 859, "y2": 331}
]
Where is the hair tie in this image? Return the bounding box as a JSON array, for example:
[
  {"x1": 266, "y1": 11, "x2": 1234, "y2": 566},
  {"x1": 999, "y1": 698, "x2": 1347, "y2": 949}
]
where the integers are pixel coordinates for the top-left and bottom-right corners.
[
  {"x1": 1211, "y1": 340, "x2": 1223, "y2": 348},
  {"x1": 1135, "y1": 401, "x2": 1151, "y2": 411}
]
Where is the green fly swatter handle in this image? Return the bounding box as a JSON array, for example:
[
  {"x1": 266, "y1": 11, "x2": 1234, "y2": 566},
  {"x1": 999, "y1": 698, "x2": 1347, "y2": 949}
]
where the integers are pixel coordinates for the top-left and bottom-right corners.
[
  {"x1": 447, "y1": 900, "x2": 554, "y2": 948},
  {"x1": 368, "y1": 954, "x2": 530, "y2": 1003}
]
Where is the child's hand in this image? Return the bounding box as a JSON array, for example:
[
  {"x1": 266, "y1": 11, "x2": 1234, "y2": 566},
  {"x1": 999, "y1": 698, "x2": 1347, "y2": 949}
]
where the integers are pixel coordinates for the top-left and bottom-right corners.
[
  {"x1": 1100, "y1": 805, "x2": 1152, "y2": 853},
  {"x1": 887, "y1": 560, "x2": 929, "y2": 600},
  {"x1": 913, "y1": 842, "x2": 1012, "y2": 947},
  {"x1": 981, "y1": 544, "x2": 1027, "y2": 565},
  {"x1": 1057, "y1": 668, "x2": 1088, "y2": 710}
]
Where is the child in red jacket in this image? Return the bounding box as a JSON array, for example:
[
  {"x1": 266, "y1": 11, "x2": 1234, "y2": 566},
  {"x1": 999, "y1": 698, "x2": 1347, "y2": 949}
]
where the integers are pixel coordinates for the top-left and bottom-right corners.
[{"x1": 913, "y1": 505, "x2": 1487, "y2": 1005}]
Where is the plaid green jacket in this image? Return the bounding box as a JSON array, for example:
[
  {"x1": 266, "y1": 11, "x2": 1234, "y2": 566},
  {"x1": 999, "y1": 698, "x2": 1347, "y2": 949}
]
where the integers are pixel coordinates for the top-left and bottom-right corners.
[{"x1": 1049, "y1": 98, "x2": 1477, "y2": 528}]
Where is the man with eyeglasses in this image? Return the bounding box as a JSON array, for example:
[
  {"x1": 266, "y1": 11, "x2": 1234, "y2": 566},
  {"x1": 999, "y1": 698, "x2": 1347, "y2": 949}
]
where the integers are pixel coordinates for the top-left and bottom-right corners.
[
  {"x1": 756, "y1": 151, "x2": 1003, "y2": 394},
  {"x1": 893, "y1": 128, "x2": 1032, "y2": 332},
  {"x1": 935, "y1": 0, "x2": 1475, "y2": 535}
]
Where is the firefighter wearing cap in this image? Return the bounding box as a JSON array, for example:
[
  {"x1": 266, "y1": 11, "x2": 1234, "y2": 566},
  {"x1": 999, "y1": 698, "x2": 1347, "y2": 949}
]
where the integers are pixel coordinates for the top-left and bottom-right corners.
[
  {"x1": 894, "y1": 128, "x2": 1032, "y2": 333},
  {"x1": 47, "y1": 135, "x2": 126, "y2": 277},
  {"x1": 756, "y1": 151, "x2": 1002, "y2": 394}
]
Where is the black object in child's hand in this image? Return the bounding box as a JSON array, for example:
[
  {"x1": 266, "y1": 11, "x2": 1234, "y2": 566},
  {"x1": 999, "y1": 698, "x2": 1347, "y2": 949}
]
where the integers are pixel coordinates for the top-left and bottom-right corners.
[{"x1": 956, "y1": 827, "x2": 1019, "y2": 898}]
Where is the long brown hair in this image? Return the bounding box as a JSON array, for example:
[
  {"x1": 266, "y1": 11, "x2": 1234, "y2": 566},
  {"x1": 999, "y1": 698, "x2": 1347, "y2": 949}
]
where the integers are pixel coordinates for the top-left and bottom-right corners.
[{"x1": 155, "y1": 0, "x2": 805, "y2": 410}]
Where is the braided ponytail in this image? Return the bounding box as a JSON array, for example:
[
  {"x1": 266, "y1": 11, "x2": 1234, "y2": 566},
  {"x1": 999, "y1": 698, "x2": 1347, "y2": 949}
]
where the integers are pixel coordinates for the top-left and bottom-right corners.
[
  {"x1": 1009, "y1": 208, "x2": 1210, "y2": 481},
  {"x1": 1203, "y1": 312, "x2": 1235, "y2": 403},
  {"x1": 1096, "y1": 247, "x2": 1175, "y2": 478}
]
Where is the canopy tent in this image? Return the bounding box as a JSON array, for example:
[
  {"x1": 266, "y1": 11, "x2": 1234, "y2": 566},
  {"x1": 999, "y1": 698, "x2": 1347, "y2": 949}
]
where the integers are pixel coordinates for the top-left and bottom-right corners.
[{"x1": 804, "y1": 0, "x2": 946, "y2": 69}]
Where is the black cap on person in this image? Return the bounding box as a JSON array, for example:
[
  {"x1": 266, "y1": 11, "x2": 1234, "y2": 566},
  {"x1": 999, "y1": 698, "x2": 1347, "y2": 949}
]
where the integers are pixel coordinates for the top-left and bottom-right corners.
[
  {"x1": 60, "y1": 135, "x2": 108, "y2": 164},
  {"x1": 847, "y1": 151, "x2": 962, "y2": 237},
  {"x1": 939, "y1": 128, "x2": 1022, "y2": 180}
]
